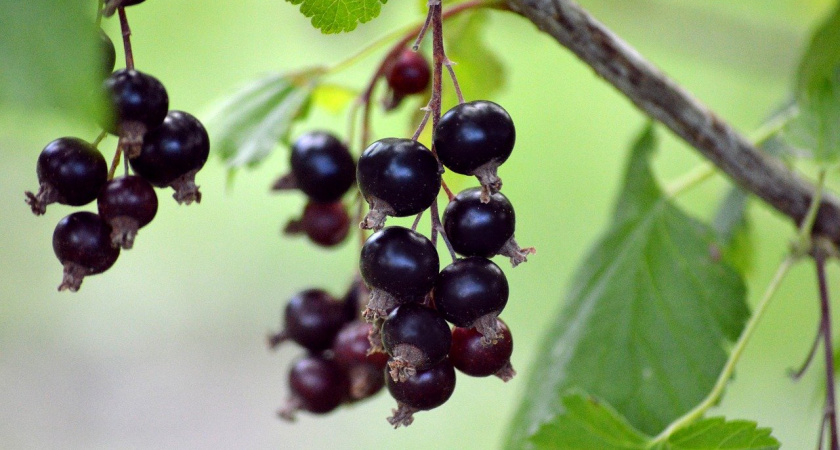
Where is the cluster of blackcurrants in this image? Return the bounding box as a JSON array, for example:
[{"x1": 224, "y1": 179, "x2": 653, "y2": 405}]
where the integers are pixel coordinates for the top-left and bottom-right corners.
[{"x1": 24, "y1": 0, "x2": 210, "y2": 291}]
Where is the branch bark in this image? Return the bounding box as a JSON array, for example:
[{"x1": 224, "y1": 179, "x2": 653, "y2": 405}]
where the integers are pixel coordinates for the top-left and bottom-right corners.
[{"x1": 504, "y1": 0, "x2": 840, "y2": 244}]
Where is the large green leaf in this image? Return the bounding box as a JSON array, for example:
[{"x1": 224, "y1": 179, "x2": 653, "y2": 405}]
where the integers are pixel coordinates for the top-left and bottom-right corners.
[
  {"x1": 0, "y1": 0, "x2": 103, "y2": 117},
  {"x1": 206, "y1": 70, "x2": 321, "y2": 171},
  {"x1": 711, "y1": 187, "x2": 753, "y2": 274},
  {"x1": 505, "y1": 125, "x2": 749, "y2": 448},
  {"x1": 529, "y1": 392, "x2": 779, "y2": 450},
  {"x1": 286, "y1": 0, "x2": 388, "y2": 33},
  {"x1": 785, "y1": 3, "x2": 840, "y2": 163}
]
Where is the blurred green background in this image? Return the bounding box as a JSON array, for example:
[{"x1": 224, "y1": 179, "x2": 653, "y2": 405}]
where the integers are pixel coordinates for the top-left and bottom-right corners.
[{"x1": 0, "y1": 0, "x2": 836, "y2": 447}]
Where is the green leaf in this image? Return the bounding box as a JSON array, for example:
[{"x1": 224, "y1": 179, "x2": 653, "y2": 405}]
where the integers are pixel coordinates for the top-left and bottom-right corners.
[
  {"x1": 206, "y1": 70, "x2": 321, "y2": 171},
  {"x1": 0, "y1": 0, "x2": 103, "y2": 118},
  {"x1": 505, "y1": 124, "x2": 749, "y2": 447},
  {"x1": 711, "y1": 188, "x2": 753, "y2": 274},
  {"x1": 311, "y1": 83, "x2": 358, "y2": 115},
  {"x1": 785, "y1": 4, "x2": 840, "y2": 163},
  {"x1": 441, "y1": 10, "x2": 506, "y2": 108},
  {"x1": 529, "y1": 392, "x2": 779, "y2": 450},
  {"x1": 286, "y1": 0, "x2": 388, "y2": 34}
]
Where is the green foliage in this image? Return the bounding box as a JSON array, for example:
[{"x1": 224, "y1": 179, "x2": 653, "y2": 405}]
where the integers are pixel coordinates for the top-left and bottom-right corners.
[
  {"x1": 786, "y1": 3, "x2": 840, "y2": 163},
  {"x1": 529, "y1": 392, "x2": 779, "y2": 450},
  {"x1": 505, "y1": 125, "x2": 749, "y2": 447},
  {"x1": 206, "y1": 69, "x2": 322, "y2": 172},
  {"x1": 441, "y1": 10, "x2": 506, "y2": 107},
  {"x1": 0, "y1": 0, "x2": 103, "y2": 117},
  {"x1": 712, "y1": 188, "x2": 753, "y2": 274},
  {"x1": 286, "y1": 0, "x2": 388, "y2": 33}
]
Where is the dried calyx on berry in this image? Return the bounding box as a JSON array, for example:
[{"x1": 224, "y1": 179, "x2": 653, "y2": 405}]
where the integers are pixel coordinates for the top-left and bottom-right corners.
[
  {"x1": 383, "y1": 48, "x2": 431, "y2": 110},
  {"x1": 443, "y1": 187, "x2": 535, "y2": 266},
  {"x1": 381, "y1": 303, "x2": 452, "y2": 382},
  {"x1": 268, "y1": 289, "x2": 346, "y2": 352},
  {"x1": 101, "y1": 69, "x2": 169, "y2": 158},
  {"x1": 359, "y1": 226, "x2": 439, "y2": 321},
  {"x1": 25, "y1": 137, "x2": 108, "y2": 216},
  {"x1": 386, "y1": 358, "x2": 456, "y2": 428},
  {"x1": 433, "y1": 100, "x2": 515, "y2": 200},
  {"x1": 98, "y1": 175, "x2": 158, "y2": 249},
  {"x1": 273, "y1": 131, "x2": 356, "y2": 203},
  {"x1": 284, "y1": 201, "x2": 350, "y2": 248},
  {"x1": 278, "y1": 355, "x2": 349, "y2": 421},
  {"x1": 450, "y1": 318, "x2": 516, "y2": 381},
  {"x1": 357, "y1": 138, "x2": 441, "y2": 230},
  {"x1": 52, "y1": 212, "x2": 121, "y2": 292}
]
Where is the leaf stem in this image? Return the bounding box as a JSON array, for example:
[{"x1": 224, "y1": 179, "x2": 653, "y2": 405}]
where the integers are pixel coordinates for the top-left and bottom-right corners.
[
  {"x1": 664, "y1": 162, "x2": 715, "y2": 198},
  {"x1": 796, "y1": 169, "x2": 827, "y2": 255}
]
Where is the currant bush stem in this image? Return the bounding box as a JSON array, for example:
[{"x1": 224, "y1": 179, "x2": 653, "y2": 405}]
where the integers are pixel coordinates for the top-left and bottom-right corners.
[
  {"x1": 441, "y1": 180, "x2": 455, "y2": 201},
  {"x1": 411, "y1": 210, "x2": 424, "y2": 231},
  {"x1": 107, "y1": 148, "x2": 122, "y2": 181},
  {"x1": 815, "y1": 249, "x2": 839, "y2": 450},
  {"x1": 435, "y1": 222, "x2": 459, "y2": 262},
  {"x1": 445, "y1": 61, "x2": 465, "y2": 104},
  {"x1": 412, "y1": 2, "x2": 435, "y2": 51},
  {"x1": 790, "y1": 321, "x2": 824, "y2": 380},
  {"x1": 92, "y1": 130, "x2": 107, "y2": 148},
  {"x1": 117, "y1": 7, "x2": 135, "y2": 70}
]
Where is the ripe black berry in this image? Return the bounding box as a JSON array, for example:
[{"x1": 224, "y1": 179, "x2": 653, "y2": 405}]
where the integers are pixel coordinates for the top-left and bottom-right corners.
[
  {"x1": 101, "y1": 69, "x2": 169, "y2": 156},
  {"x1": 267, "y1": 289, "x2": 346, "y2": 352},
  {"x1": 97, "y1": 176, "x2": 158, "y2": 249},
  {"x1": 386, "y1": 359, "x2": 456, "y2": 428},
  {"x1": 357, "y1": 138, "x2": 441, "y2": 229},
  {"x1": 433, "y1": 100, "x2": 515, "y2": 197},
  {"x1": 383, "y1": 49, "x2": 431, "y2": 110},
  {"x1": 332, "y1": 321, "x2": 388, "y2": 401},
  {"x1": 278, "y1": 355, "x2": 349, "y2": 420},
  {"x1": 450, "y1": 318, "x2": 516, "y2": 381},
  {"x1": 52, "y1": 211, "x2": 121, "y2": 292},
  {"x1": 284, "y1": 201, "x2": 350, "y2": 248},
  {"x1": 359, "y1": 227, "x2": 439, "y2": 320},
  {"x1": 434, "y1": 256, "x2": 509, "y2": 343},
  {"x1": 443, "y1": 187, "x2": 534, "y2": 266},
  {"x1": 25, "y1": 137, "x2": 108, "y2": 215},
  {"x1": 129, "y1": 110, "x2": 210, "y2": 204},
  {"x1": 381, "y1": 303, "x2": 452, "y2": 382},
  {"x1": 273, "y1": 131, "x2": 355, "y2": 203},
  {"x1": 99, "y1": 29, "x2": 116, "y2": 79}
]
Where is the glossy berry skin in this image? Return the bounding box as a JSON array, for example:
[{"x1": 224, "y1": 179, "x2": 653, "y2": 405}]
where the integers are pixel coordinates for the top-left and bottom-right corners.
[
  {"x1": 382, "y1": 304, "x2": 451, "y2": 375},
  {"x1": 52, "y1": 212, "x2": 120, "y2": 292},
  {"x1": 360, "y1": 227, "x2": 439, "y2": 301},
  {"x1": 443, "y1": 187, "x2": 515, "y2": 257},
  {"x1": 450, "y1": 318, "x2": 514, "y2": 379},
  {"x1": 386, "y1": 49, "x2": 431, "y2": 96},
  {"x1": 357, "y1": 138, "x2": 441, "y2": 218},
  {"x1": 285, "y1": 201, "x2": 350, "y2": 247},
  {"x1": 97, "y1": 176, "x2": 158, "y2": 249},
  {"x1": 27, "y1": 138, "x2": 107, "y2": 214},
  {"x1": 432, "y1": 100, "x2": 515, "y2": 175},
  {"x1": 280, "y1": 355, "x2": 348, "y2": 419},
  {"x1": 270, "y1": 289, "x2": 346, "y2": 352},
  {"x1": 333, "y1": 321, "x2": 389, "y2": 371},
  {"x1": 289, "y1": 131, "x2": 355, "y2": 203},
  {"x1": 386, "y1": 358, "x2": 456, "y2": 411},
  {"x1": 99, "y1": 29, "x2": 116, "y2": 79},
  {"x1": 434, "y1": 257, "x2": 509, "y2": 328},
  {"x1": 101, "y1": 69, "x2": 169, "y2": 135}
]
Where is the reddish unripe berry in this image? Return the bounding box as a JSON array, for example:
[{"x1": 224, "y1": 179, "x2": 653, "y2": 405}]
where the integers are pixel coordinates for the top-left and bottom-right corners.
[
  {"x1": 386, "y1": 49, "x2": 431, "y2": 96},
  {"x1": 450, "y1": 318, "x2": 516, "y2": 381},
  {"x1": 284, "y1": 201, "x2": 350, "y2": 247}
]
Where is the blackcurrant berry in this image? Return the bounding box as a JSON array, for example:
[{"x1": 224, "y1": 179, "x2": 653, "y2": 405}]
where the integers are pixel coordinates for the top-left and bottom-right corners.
[
  {"x1": 433, "y1": 100, "x2": 515, "y2": 198},
  {"x1": 386, "y1": 359, "x2": 456, "y2": 428},
  {"x1": 357, "y1": 138, "x2": 441, "y2": 229},
  {"x1": 283, "y1": 201, "x2": 350, "y2": 248},
  {"x1": 332, "y1": 321, "x2": 389, "y2": 401},
  {"x1": 434, "y1": 256, "x2": 509, "y2": 343},
  {"x1": 97, "y1": 176, "x2": 158, "y2": 249},
  {"x1": 359, "y1": 226, "x2": 439, "y2": 320},
  {"x1": 341, "y1": 277, "x2": 368, "y2": 323},
  {"x1": 129, "y1": 110, "x2": 210, "y2": 204},
  {"x1": 25, "y1": 137, "x2": 108, "y2": 215},
  {"x1": 443, "y1": 187, "x2": 535, "y2": 266},
  {"x1": 381, "y1": 303, "x2": 451, "y2": 382},
  {"x1": 278, "y1": 355, "x2": 348, "y2": 420},
  {"x1": 99, "y1": 29, "x2": 116, "y2": 80},
  {"x1": 273, "y1": 131, "x2": 355, "y2": 203},
  {"x1": 267, "y1": 289, "x2": 346, "y2": 352},
  {"x1": 101, "y1": 69, "x2": 169, "y2": 156},
  {"x1": 450, "y1": 318, "x2": 516, "y2": 381},
  {"x1": 52, "y1": 211, "x2": 120, "y2": 292},
  {"x1": 383, "y1": 49, "x2": 431, "y2": 110}
]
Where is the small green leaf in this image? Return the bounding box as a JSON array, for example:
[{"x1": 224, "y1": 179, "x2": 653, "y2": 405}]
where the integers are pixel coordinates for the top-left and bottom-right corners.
[
  {"x1": 505, "y1": 125, "x2": 749, "y2": 447},
  {"x1": 0, "y1": 0, "x2": 103, "y2": 118},
  {"x1": 286, "y1": 0, "x2": 388, "y2": 34},
  {"x1": 206, "y1": 70, "x2": 322, "y2": 171},
  {"x1": 664, "y1": 417, "x2": 779, "y2": 450},
  {"x1": 441, "y1": 10, "x2": 506, "y2": 108},
  {"x1": 712, "y1": 188, "x2": 753, "y2": 274}
]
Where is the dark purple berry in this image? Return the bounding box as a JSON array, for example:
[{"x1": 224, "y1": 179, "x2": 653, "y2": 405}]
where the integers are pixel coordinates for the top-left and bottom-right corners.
[
  {"x1": 434, "y1": 256, "x2": 509, "y2": 343},
  {"x1": 278, "y1": 355, "x2": 348, "y2": 420},
  {"x1": 383, "y1": 49, "x2": 431, "y2": 110},
  {"x1": 129, "y1": 110, "x2": 209, "y2": 204},
  {"x1": 99, "y1": 29, "x2": 116, "y2": 79},
  {"x1": 267, "y1": 289, "x2": 345, "y2": 352},
  {"x1": 97, "y1": 176, "x2": 158, "y2": 249},
  {"x1": 25, "y1": 137, "x2": 108, "y2": 215},
  {"x1": 284, "y1": 201, "x2": 350, "y2": 247},
  {"x1": 433, "y1": 101, "x2": 515, "y2": 197},
  {"x1": 273, "y1": 131, "x2": 355, "y2": 203},
  {"x1": 359, "y1": 227, "x2": 439, "y2": 320},
  {"x1": 332, "y1": 321, "x2": 389, "y2": 401},
  {"x1": 101, "y1": 69, "x2": 169, "y2": 156},
  {"x1": 357, "y1": 138, "x2": 441, "y2": 229},
  {"x1": 386, "y1": 359, "x2": 456, "y2": 428},
  {"x1": 341, "y1": 278, "x2": 368, "y2": 322},
  {"x1": 450, "y1": 318, "x2": 516, "y2": 381},
  {"x1": 381, "y1": 303, "x2": 451, "y2": 382},
  {"x1": 52, "y1": 212, "x2": 120, "y2": 292}
]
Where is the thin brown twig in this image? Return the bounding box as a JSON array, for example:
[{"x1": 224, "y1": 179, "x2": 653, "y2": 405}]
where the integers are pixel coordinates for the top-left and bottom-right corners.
[{"x1": 117, "y1": 7, "x2": 135, "y2": 70}]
